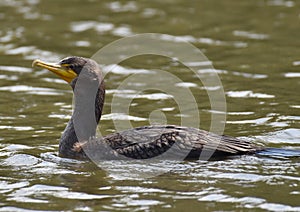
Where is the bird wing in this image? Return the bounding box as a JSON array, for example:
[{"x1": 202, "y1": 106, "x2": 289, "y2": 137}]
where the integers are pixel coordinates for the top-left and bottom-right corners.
[{"x1": 82, "y1": 125, "x2": 258, "y2": 160}]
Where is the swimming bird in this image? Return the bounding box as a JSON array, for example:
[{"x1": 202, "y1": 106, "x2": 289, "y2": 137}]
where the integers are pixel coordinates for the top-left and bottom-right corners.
[{"x1": 33, "y1": 56, "x2": 262, "y2": 160}]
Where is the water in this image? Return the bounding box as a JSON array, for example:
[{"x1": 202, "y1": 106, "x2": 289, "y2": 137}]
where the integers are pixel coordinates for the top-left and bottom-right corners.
[{"x1": 0, "y1": 0, "x2": 299, "y2": 211}]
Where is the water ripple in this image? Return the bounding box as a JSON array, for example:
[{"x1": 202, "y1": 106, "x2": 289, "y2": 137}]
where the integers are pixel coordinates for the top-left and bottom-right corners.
[
  {"x1": 70, "y1": 21, "x2": 114, "y2": 33},
  {"x1": 0, "y1": 66, "x2": 31, "y2": 73},
  {"x1": 0, "y1": 85, "x2": 65, "y2": 95},
  {"x1": 226, "y1": 90, "x2": 275, "y2": 98},
  {"x1": 233, "y1": 30, "x2": 269, "y2": 40},
  {"x1": 101, "y1": 113, "x2": 147, "y2": 121}
]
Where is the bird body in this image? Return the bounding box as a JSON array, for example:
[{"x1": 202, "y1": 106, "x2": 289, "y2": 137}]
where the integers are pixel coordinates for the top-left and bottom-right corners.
[
  {"x1": 70, "y1": 125, "x2": 258, "y2": 160},
  {"x1": 33, "y1": 56, "x2": 261, "y2": 160}
]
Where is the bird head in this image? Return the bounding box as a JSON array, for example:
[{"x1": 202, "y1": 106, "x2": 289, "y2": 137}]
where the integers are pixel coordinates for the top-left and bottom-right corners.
[{"x1": 32, "y1": 56, "x2": 102, "y2": 84}]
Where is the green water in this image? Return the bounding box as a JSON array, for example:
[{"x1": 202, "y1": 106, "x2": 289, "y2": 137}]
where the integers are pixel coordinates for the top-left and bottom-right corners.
[{"x1": 0, "y1": 0, "x2": 299, "y2": 211}]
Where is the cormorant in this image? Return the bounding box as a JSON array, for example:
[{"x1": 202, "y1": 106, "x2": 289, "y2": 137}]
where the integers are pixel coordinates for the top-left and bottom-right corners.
[{"x1": 32, "y1": 56, "x2": 261, "y2": 160}]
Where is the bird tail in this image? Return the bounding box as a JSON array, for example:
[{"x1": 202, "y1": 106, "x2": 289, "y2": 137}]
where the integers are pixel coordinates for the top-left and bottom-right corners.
[{"x1": 255, "y1": 148, "x2": 300, "y2": 158}]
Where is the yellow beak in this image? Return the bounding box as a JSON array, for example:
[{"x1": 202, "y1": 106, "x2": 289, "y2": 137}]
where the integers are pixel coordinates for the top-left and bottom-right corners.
[{"x1": 32, "y1": 59, "x2": 77, "y2": 83}]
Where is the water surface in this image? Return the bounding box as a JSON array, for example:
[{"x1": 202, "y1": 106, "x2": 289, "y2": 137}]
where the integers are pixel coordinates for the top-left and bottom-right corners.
[{"x1": 0, "y1": 0, "x2": 299, "y2": 211}]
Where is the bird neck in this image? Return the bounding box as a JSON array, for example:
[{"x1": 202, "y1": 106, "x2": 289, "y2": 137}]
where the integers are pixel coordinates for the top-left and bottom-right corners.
[{"x1": 59, "y1": 80, "x2": 105, "y2": 158}]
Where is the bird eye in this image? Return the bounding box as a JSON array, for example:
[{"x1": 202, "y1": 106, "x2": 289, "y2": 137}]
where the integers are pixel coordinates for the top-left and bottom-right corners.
[{"x1": 69, "y1": 65, "x2": 75, "y2": 70}]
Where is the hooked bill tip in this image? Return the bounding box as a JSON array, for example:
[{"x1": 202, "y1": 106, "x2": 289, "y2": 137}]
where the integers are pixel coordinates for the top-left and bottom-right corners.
[{"x1": 32, "y1": 59, "x2": 41, "y2": 67}]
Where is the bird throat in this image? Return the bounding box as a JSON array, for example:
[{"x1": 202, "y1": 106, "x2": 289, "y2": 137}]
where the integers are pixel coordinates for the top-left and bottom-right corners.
[{"x1": 59, "y1": 78, "x2": 105, "y2": 158}]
